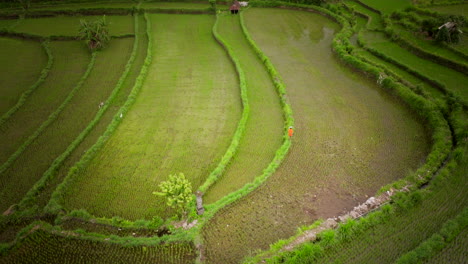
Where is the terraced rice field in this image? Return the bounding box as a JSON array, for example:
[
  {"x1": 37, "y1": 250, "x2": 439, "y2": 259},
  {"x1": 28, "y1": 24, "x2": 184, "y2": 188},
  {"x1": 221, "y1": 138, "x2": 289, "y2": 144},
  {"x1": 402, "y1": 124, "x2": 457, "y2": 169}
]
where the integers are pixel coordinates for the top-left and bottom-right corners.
[
  {"x1": 426, "y1": 228, "x2": 468, "y2": 263},
  {"x1": 0, "y1": 38, "x2": 46, "y2": 116},
  {"x1": 0, "y1": 229, "x2": 196, "y2": 264},
  {"x1": 202, "y1": 8, "x2": 430, "y2": 263},
  {"x1": 362, "y1": 31, "x2": 468, "y2": 101},
  {"x1": 0, "y1": 38, "x2": 133, "y2": 212},
  {"x1": 309, "y1": 152, "x2": 468, "y2": 263},
  {"x1": 429, "y1": 3, "x2": 468, "y2": 16},
  {"x1": 0, "y1": 1, "x2": 465, "y2": 263},
  {"x1": 12, "y1": 15, "x2": 134, "y2": 37},
  {"x1": 202, "y1": 14, "x2": 283, "y2": 204},
  {"x1": 0, "y1": 41, "x2": 90, "y2": 168},
  {"x1": 62, "y1": 14, "x2": 240, "y2": 220},
  {"x1": 34, "y1": 15, "x2": 148, "y2": 209}
]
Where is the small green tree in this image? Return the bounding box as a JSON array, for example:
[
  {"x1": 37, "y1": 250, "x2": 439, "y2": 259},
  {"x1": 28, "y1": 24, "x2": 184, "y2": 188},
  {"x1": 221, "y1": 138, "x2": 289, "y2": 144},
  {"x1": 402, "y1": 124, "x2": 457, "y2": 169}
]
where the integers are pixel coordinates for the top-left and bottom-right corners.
[
  {"x1": 79, "y1": 16, "x2": 110, "y2": 51},
  {"x1": 153, "y1": 173, "x2": 193, "y2": 219}
]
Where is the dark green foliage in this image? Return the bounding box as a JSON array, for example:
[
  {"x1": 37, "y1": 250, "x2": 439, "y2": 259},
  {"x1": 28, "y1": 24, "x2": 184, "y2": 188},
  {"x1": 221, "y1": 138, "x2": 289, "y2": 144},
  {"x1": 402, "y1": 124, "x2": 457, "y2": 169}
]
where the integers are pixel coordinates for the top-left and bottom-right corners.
[
  {"x1": 436, "y1": 25, "x2": 451, "y2": 43},
  {"x1": 422, "y1": 18, "x2": 439, "y2": 37},
  {"x1": 79, "y1": 15, "x2": 110, "y2": 50}
]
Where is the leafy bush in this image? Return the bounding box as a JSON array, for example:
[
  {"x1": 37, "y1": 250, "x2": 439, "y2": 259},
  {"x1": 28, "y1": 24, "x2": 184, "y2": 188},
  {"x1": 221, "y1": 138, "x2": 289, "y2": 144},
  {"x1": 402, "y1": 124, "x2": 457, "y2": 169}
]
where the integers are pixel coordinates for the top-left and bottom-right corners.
[
  {"x1": 79, "y1": 15, "x2": 110, "y2": 50},
  {"x1": 153, "y1": 173, "x2": 193, "y2": 219}
]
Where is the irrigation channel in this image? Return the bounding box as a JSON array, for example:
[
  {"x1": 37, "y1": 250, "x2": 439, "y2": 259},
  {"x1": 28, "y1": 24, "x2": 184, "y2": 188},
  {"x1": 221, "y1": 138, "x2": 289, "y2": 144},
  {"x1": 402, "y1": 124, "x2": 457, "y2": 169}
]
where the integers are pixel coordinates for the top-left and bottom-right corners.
[{"x1": 202, "y1": 8, "x2": 430, "y2": 263}]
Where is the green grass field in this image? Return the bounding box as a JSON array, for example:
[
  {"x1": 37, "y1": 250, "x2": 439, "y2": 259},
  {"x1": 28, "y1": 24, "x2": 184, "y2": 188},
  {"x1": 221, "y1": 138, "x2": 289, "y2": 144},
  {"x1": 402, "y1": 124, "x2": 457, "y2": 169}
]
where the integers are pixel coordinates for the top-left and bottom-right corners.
[
  {"x1": 12, "y1": 15, "x2": 134, "y2": 37},
  {"x1": 302, "y1": 152, "x2": 467, "y2": 263},
  {"x1": 359, "y1": 0, "x2": 412, "y2": 13},
  {"x1": 0, "y1": 1, "x2": 467, "y2": 263},
  {"x1": 345, "y1": 0, "x2": 383, "y2": 30},
  {"x1": 34, "y1": 15, "x2": 148, "y2": 210},
  {"x1": 62, "y1": 14, "x2": 241, "y2": 220},
  {"x1": 392, "y1": 24, "x2": 467, "y2": 68},
  {"x1": 141, "y1": 2, "x2": 209, "y2": 9},
  {"x1": 0, "y1": 38, "x2": 46, "y2": 116},
  {"x1": 0, "y1": 41, "x2": 90, "y2": 167},
  {"x1": 202, "y1": 8, "x2": 430, "y2": 263},
  {"x1": 0, "y1": 229, "x2": 196, "y2": 264},
  {"x1": 362, "y1": 31, "x2": 468, "y2": 101},
  {"x1": 428, "y1": 3, "x2": 468, "y2": 16},
  {"x1": 0, "y1": 38, "x2": 133, "y2": 212},
  {"x1": 202, "y1": 14, "x2": 284, "y2": 204}
]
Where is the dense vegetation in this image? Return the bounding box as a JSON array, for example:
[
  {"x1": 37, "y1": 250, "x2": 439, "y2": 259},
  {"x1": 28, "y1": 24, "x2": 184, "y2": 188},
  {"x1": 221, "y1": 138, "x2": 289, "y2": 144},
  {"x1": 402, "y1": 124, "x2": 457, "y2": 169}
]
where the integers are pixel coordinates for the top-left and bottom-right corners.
[{"x1": 0, "y1": 0, "x2": 466, "y2": 263}]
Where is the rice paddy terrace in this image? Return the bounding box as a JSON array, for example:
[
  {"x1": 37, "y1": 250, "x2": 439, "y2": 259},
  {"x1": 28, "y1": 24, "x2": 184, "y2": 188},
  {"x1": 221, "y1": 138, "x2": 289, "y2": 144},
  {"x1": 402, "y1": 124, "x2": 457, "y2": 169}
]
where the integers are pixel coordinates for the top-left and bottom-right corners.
[{"x1": 0, "y1": 0, "x2": 466, "y2": 263}]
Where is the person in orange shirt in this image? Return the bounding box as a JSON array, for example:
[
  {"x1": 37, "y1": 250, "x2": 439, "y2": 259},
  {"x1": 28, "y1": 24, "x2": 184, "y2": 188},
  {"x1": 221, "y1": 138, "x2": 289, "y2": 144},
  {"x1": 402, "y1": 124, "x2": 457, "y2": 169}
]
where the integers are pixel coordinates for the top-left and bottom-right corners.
[{"x1": 288, "y1": 126, "x2": 294, "y2": 138}]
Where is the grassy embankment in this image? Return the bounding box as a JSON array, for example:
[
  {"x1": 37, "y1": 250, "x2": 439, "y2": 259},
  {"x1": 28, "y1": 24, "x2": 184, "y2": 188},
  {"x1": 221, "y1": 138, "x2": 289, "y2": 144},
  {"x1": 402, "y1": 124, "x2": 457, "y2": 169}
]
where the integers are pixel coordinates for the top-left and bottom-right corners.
[
  {"x1": 0, "y1": 38, "x2": 46, "y2": 116},
  {"x1": 201, "y1": 13, "x2": 284, "y2": 204},
  {"x1": 203, "y1": 8, "x2": 430, "y2": 263},
  {"x1": 61, "y1": 14, "x2": 241, "y2": 220}
]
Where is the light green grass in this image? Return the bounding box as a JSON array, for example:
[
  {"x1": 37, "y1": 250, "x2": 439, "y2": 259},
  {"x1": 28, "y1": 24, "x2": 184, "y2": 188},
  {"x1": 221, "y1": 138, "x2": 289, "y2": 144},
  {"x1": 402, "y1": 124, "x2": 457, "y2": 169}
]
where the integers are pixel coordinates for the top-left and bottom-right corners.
[
  {"x1": 1, "y1": 229, "x2": 196, "y2": 263},
  {"x1": 363, "y1": 30, "x2": 468, "y2": 101},
  {"x1": 0, "y1": 38, "x2": 133, "y2": 212},
  {"x1": 428, "y1": 3, "x2": 468, "y2": 16},
  {"x1": 359, "y1": 0, "x2": 412, "y2": 14},
  {"x1": 344, "y1": 0, "x2": 383, "y2": 30},
  {"x1": 0, "y1": 41, "x2": 90, "y2": 167},
  {"x1": 35, "y1": 16, "x2": 148, "y2": 209},
  {"x1": 202, "y1": 14, "x2": 284, "y2": 204},
  {"x1": 0, "y1": 38, "x2": 47, "y2": 116},
  {"x1": 392, "y1": 24, "x2": 467, "y2": 66},
  {"x1": 12, "y1": 15, "x2": 134, "y2": 37},
  {"x1": 0, "y1": 19, "x2": 16, "y2": 29},
  {"x1": 62, "y1": 14, "x2": 241, "y2": 220},
  {"x1": 353, "y1": 48, "x2": 444, "y2": 99},
  {"x1": 203, "y1": 8, "x2": 430, "y2": 263},
  {"x1": 140, "y1": 2, "x2": 209, "y2": 9},
  {"x1": 28, "y1": 2, "x2": 137, "y2": 10}
]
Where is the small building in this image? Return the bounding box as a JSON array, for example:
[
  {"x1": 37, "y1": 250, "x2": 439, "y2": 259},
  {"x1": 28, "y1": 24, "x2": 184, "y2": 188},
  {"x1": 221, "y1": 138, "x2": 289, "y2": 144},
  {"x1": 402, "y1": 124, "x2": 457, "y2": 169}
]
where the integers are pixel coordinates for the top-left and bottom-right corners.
[
  {"x1": 438, "y1": 21, "x2": 463, "y2": 34},
  {"x1": 230, "y1": 0, "x2": 240, "y2": 14}
]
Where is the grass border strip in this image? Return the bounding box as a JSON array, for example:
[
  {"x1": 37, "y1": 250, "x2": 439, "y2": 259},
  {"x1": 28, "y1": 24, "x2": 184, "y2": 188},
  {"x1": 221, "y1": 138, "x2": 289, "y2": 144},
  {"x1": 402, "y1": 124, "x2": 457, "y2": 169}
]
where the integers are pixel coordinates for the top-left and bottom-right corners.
[
  {"x1": 0, "y1": 40, "x2": 53, "y2": 127},
  {"x1": 395, "y1": 207, "x2": 468, "y2": 264},
  {"x1": 356, "y1": 30, "x2": 468, "y2": 108},
  {"x1": 196, "y1": 8, "x2": 294, "y2": 230},
  {"x1": 16, "y1": 15, "x2": 141, "y2": 213},
  {"x1": 383, "y1": 17, "x2": 468, "y2": 75},
  {"x1": 44, "y1": 12, "x2": 153, "y2": 215},
  {"x1": 197, "y1": 14, "x2": 250, "y2": 194},
  {"x1": 0, "y1": 52, "x2": 96, "y2": 176}
]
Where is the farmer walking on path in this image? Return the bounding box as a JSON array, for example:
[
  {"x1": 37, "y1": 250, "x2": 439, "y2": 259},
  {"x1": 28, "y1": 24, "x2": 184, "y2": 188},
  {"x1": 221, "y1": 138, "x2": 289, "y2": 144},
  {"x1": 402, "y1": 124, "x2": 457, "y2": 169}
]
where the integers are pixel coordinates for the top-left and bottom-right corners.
[{"x1": 288, "y1": 126, "x2": 294, "y2": 138}]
